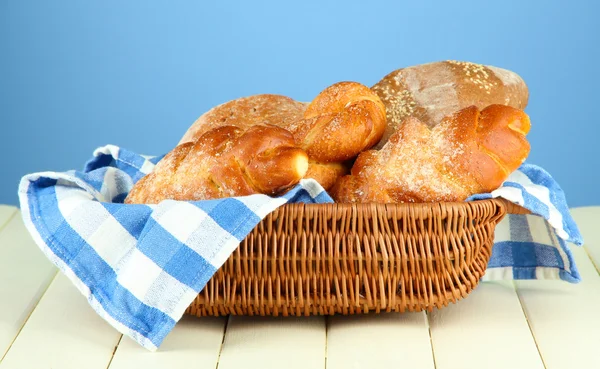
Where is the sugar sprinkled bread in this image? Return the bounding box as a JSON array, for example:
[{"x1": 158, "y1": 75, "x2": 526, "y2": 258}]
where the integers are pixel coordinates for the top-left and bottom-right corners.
[{"x1": 331, "y1": 104, "x2": 531, "y2": 203}]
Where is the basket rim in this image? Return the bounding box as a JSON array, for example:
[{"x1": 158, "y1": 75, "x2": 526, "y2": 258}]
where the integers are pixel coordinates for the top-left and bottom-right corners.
[{"x1": 275, "y1": 197, "x2": 519, "y2": 214}]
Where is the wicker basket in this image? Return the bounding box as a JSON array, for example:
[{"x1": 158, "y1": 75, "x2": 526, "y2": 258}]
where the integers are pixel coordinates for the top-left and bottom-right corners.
[{"x1": 185, "y1": 198, "x2": 511, "y2": 317}]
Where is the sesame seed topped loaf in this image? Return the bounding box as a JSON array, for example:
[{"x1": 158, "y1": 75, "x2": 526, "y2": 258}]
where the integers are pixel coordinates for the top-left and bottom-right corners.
[{"x1": 371, "y1": 60, "x2": 529, "y2": 149}]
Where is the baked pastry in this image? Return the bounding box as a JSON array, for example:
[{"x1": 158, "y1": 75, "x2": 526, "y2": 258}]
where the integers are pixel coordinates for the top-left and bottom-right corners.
[
  {"x1": 125, "y1": 125, "x2": 308, "y2": 203},
  {"x1": 179, "y1": 94, "x2": 308, "y2": 145},
  {"x1": 178, "y1": 82, "x2": 387, "y2": 189},
  {"x1": 371, "y1": 60, "x2": 529, "y2": 148},
  {"x1": 287, "y1": 81, "x2": 386, "y2": 162},
  {"x1": 331, "y1": 104, "x2": 531, "y2": 203}
]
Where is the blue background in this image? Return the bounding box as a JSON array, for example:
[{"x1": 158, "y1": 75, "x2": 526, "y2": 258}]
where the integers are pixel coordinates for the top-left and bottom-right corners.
[{"x1": 1, "y1": 1, "x2": 598, "y2": 207}]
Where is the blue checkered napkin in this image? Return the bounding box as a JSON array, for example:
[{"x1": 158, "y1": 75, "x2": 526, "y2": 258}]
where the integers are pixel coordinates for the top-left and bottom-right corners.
[
  {"x1": 17, "y1": 145, "x2": 582, "y2": 351},
  {"x1": 18, "y1": 145, "x2": 332, "y2": 351},
  {"x1": 468, "y1": 164, "x2": 584, "y2": 283}
]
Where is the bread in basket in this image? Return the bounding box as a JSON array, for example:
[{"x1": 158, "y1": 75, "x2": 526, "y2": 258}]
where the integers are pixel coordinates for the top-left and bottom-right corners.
[{"x1": 126, "y1": 61, "x2": 532, "y2": 316}]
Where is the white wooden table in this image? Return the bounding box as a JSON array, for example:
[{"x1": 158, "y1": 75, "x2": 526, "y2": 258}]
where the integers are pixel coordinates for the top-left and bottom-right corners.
[{"x1": 0, "y1": 204, "x2": 599, "y2": 369}]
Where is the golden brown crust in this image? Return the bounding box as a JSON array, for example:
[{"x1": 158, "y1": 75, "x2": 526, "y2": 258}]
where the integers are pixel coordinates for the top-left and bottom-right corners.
[
  {"x1": 177, "y1": 82, "x2": 386, "y2": 190},
  {"x1": 331, "y1": 105, "x2": 531, "y2": 203},
  {"x1": 303, "y1": 160, "x2": 352, "y2": 192},
  {"x1": 125, "y1": 125, "x2": 309, "y2": 204},
  {"x1": 178, "y1": 95, "x2": 308, "y2": 145},
  {"x1": 371, "y1": 60, "x2": 529, "y2": 149},
  {"x1": 292, "y1": 82, "x2": 387, "y2": 162}
]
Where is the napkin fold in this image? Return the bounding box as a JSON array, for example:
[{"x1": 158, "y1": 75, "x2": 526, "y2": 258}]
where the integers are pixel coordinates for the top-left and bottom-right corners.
[
  {"x1": 468, "y1": 164, "x2": 583, "y2": 282},
  {"x1": 18, "y1": 145, "x2": 582, "y2": 351}
]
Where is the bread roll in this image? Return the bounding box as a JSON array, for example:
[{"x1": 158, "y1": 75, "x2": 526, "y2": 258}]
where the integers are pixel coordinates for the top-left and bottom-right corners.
[
  {"x1": 331, "y1": 105, "x2": 531, "y2": 203},
  {"x1": 179, "y1": 95, "x2": 308, "y2": 145},
  {"x1": 371, "y1": 60, "x2": 529, "y2": 148},
  {"x1": 125, "y1": 125, "x2": 308, "y2": 204},
  {"x1": 179, "y1": 82, "x2": 387, "y2": 189},
  {"x1": 289, "y1": 81, "x2": 387, "y2": 162},
  {"x1": 303, "y1": 160, "x2": 352, "y2": 191}
]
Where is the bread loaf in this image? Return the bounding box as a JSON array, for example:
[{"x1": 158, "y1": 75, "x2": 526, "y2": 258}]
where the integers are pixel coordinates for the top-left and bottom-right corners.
[
  {"x1": 331, "y1": 105, "x2": 531, "y2": 203},
  {"x1": 179, "y1": 82, "x2": 387, "y2": 189},
  {"x1": 179, "y1": 95, "x2": 308, "y2": 145},
  {"x1": 125, "y1": 124, "x2": 308, "y2": 204},
  {"x1": 371, "y1": 60, "x2": 529, "y2": 148}
]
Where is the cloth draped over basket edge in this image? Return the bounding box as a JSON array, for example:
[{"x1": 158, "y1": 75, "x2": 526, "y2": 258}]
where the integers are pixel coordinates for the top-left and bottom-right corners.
[{"x1": 17, "y1": 144, "x2": 583, "y2": 351}]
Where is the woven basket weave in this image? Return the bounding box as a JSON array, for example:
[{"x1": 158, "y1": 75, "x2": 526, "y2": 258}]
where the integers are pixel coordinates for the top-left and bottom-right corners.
[{"x1": 185, "y1": 198, "x2": 510, "y2": 317}]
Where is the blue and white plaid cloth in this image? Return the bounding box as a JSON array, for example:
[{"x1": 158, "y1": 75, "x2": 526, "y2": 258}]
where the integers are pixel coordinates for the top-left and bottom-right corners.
[{"x1": 18, "y1": 145, "x2": 583, "y2": 351}]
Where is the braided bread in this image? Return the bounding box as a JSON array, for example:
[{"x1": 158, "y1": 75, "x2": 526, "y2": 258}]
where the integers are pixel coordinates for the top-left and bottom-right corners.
[
  {"x1": 178, "y1": 82, "x2": 387, "y2": 190},
  {"x1": 371, "y1": 60, "x2": 529, "y2": 148},
  {"x1": 331, "y1": 104, "x2": 531, "y2": 203},
  {"x1": 125, "y1": 125, "x2": 308, "y2": 204},
  {"x1": 287, "y1": 81, "x2": 387, "y2": 162}
]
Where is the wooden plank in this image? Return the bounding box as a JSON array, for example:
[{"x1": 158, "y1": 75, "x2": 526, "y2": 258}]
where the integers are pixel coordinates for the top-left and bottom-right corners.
[
  {"x1": 428, "y1": 281, "x2": 544, "y2": 369},
  {"x1": 0, "y1": 205, "x2": 17, "y2": 230},
  {"x1": 327, "y1": 312, "x2": 435, "y2": 369},
  {"x1": 108, "y1": 315, "x2": 226, "y2": 369},
  {"x1": 0, "y1": 274, "x2": 122, "y2": 369},
  {"x1": 0, "y1": 211, "x2": 57, "y2": 359},
  {"x1": 515, "y1": 207, "x2": 600, "y2": 369},
  {"x1": 217, "y1": 316, "x2": 326, "y2": 369},
  {"x1": 575, "y1": 207, "x2": 600, "y2": 275}
]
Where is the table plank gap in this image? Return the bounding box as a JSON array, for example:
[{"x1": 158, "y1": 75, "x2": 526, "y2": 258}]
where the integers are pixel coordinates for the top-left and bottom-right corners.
[
  {"x1": 217, "y1": 315, "x2": 326, "y2": 369},
  {"x1": 514, "y1": 282, "x2": 548, "y2": 369},
  {"x1": 582, "y1": 248, "x2": 600, "y2": 277},
  {"x1": 103, "y1": 335, "x2": 123, "y2": 369},
  {"x1": 326, "y1": 312, "x2": 435, "y2": 369},
  {"x1": 515, "y1": 208, "x2": 600, "y2": 369},
  {"x1": 214, "y1": 312, "x2": 230, "y2": 369},
  {"x1": 108, "y1": 315, "x2": 227, "y2": 369},
  {"x1": 324, "y1": 316, "x2": 328, "y2": 369},
  {"x1": 574, "y1": 207, "x2": 600, "y2": 276},
  {"x1": 425, "y1": 313, "x2": 438, "y2": 369},
  {"x1": 0, "y1": 274, "x2": 122, "y2": 369},
  {"x1": 0, "y1": 273, "x2": 57, "y2": 364},
  {"x1": 0, "y1": 211, "x2": 58, "y2": 360},
  {"x1": 428, "y1": 215, "x2": 545, "y2": 369},
  {"x1": 428, "y1": 281, "x2": 544, "y2": 369},
  {"x1": 0, "y1": 206, "x2": 17, "y2": 233}
]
